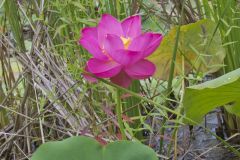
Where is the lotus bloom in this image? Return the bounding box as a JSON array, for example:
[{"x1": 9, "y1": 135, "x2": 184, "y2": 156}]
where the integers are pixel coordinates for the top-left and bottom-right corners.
[{"x1": 79, "y1": 14, "x2": 163, "y2": 88}]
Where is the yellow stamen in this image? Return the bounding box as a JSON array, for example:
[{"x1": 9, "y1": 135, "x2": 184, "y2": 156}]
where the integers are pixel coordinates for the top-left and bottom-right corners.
[{"x1": 120, "y1": 36, "x2": 131, "y2": 49}]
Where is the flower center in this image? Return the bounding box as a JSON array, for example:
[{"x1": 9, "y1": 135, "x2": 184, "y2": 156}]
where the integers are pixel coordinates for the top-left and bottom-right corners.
[{"x1": 120, "y1": 36, "x2": 131, "y2": 49}]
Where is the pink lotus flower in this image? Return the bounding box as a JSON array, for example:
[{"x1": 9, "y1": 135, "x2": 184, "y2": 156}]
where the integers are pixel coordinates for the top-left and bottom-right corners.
[{"x1": 79, "y1": 14, "x2": 163, "y2": 88}]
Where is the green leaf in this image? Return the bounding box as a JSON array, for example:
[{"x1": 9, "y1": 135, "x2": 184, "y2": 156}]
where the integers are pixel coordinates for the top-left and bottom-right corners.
[
  {"x1": 183, "y1": 68, "x2": 240, "y2": 124},
  {"x1": 31, "y1": 136, "x2": 158, "y2": 160},
  {"x1": 0, "y1": 81, "x2": 9, "y2": 129},
  {"x1": 4, "y1": 0, "x2": 26, "y2": 52},
  {"x1": 148, "y1": 19, "x2": 225, "y2": 79},
  {"x1": 123, "y1": 80, "x2": 142, "y2": 138}
]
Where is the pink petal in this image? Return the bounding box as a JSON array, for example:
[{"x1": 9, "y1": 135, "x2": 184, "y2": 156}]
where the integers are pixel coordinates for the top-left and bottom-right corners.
[
  {"x1": 128, "y1": 33, "x2": 153, "y2": 51},
  {"x1": 104, "y1": 34, "x2": 124, "y2": 52},
  {"x1": 128, "y1": 33, "x2": 163, "y2": 57},
  {"x1": 98, "y1": 14, "x2": 123, "y2": 46},
  {"x1": 87, "y1": 58, "x2": 122, "y2": 78},
  {"x1": 103, "y1": 35, "x2": 142, "y2": 65},
  {"x1": 110, "y1": 71, "x2": 132, "y2": 88},
  {"x1": 82, "y1": 65, "x2": 97, "y2": 83},
  {"x1": 125, "y1": 59, "x2": 156, "y2": 79},
  {"x1": 81, "y1": 27, "x2": 98, "y2": 39},
  {"x1": 121, "y1": 15, "x2": 141, "y2": 38},
  {"x1": 112, "y1": 49, "x2": 143, "y2": 66},
  {"x1": 79, "y1": 27, "x2": 108, "y2": 60},
  {"x1": 143, "y1": 33, "x2": 163, "y2": 57}
]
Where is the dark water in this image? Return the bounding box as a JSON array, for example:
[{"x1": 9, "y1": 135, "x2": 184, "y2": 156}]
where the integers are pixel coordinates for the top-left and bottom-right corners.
[
  {"x1": 148, "y1": 111, "x2": 239, "y2": 160},
  {"x1": 178, "y1": 111, "x2": 239, "y2": 160}
]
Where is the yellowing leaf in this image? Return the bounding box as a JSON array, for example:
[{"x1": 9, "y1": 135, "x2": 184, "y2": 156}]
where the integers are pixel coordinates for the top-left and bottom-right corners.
[{"x1": 148, "y1": 19, "x2": 225, "y2": 79}]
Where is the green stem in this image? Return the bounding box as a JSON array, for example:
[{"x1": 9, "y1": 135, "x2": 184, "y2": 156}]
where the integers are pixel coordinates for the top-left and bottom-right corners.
[
  {"x1": 159, "y1": 0, "x2": 186, "y2": 154},
  {"x1": 98, "y1": 78, "x2": 240, "y2": 157},
  {"x1": 116, "y1": 89, "x2": 127, "y2": 140}
]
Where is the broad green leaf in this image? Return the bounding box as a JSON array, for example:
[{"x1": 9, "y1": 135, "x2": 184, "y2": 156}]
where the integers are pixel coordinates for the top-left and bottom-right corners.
[
  {"x1": 183, "y1": 69, "x2": 240, "y2": 124},
  {"x1": 148, "y1": 19, "x2": 225, "y2": 79},
  {"x1": 31, "y1": 136, "x2": 158, "y2": 160}
]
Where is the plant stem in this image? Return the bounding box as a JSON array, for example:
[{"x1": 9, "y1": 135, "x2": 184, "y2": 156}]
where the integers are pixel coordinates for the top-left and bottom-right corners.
[
  {"x1": 159, "y1": 0, "x2": 185, "y2": 154},
  {"x1": 116, "y1": 89, "x2": 127, "y2": 140},
  {"x1": 98, "y1": 78, "x2": 240, "y2": 157}
]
